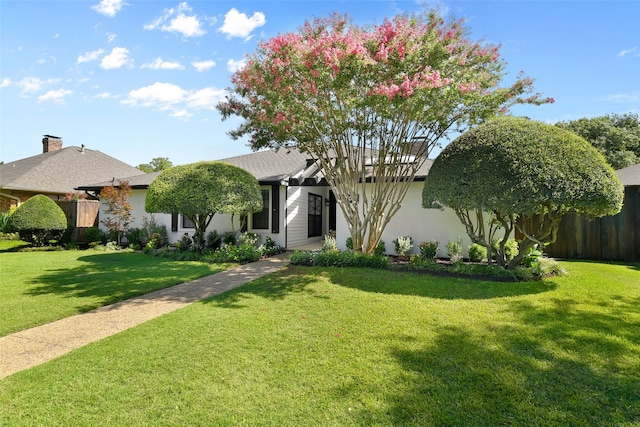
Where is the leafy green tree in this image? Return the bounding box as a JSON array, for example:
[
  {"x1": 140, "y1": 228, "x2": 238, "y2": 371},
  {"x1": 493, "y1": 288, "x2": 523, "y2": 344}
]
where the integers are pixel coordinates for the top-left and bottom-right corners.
[
  {"x1": 145, "y1": 162, "x2": 263, "y2": 250},
  {"x1": 422, "y1": 116, "x2": 624, "y2": 268},
  {"x1": 137, "y1": 157, "x2": 173, "y2": 173},
  {"x1": 218, "y1": 10, "x2": 552, "y2": 254},
  {"x1": 9, "y1": 195, "x2": 67, "y2": 246},
  {"x1": 100, "y1": 180, "x2": 134, "y2": 246},
  {"x1": 556, "y1": 114, "x2": 640, "y2": 169}
]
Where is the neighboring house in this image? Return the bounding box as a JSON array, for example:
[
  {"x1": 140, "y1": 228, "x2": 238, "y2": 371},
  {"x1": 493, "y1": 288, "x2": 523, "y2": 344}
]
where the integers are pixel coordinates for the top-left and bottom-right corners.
[
  {"x1": 0, "y1": 135, "x2": 142, "y2": 212},
  {"x1": 78, "y1": 148, "x2": 472, "y2": 253}
]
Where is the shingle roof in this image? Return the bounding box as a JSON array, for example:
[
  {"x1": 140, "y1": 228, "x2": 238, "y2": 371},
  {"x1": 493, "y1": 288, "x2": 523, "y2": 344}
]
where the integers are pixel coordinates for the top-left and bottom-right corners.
[
  {"x1": 0, "y1": 146, "x2": 142, "y2": 195},
  {"x1": 76, "y1": 147, "x2": 434, "y2": 190},
  {"x1": 616, "y1": 163, "x2": 640, "y2": 186},
  {"x1": 220, "y1": 148, "x2": 311, "y2": 183}
]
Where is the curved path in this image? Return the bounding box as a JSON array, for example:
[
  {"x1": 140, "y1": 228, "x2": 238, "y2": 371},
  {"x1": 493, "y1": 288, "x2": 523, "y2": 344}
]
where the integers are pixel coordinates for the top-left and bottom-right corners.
[{"x1": 0, "y1": 253, "x2": 290, "y2": 379}]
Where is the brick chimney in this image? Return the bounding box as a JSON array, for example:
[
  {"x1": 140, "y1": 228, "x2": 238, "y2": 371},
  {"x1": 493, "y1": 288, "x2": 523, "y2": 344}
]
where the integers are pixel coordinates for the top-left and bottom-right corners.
[{"x1": 42, "y1": 135, "x2": 63, "y2": 153}]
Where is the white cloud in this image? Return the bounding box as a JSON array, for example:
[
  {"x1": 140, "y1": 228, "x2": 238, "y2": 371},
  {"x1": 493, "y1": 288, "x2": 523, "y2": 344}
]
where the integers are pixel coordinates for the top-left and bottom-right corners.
[
  {"x1": 171, "y1": 109, "x2": 193, "y2": 119},
  {"x1": 186, "y1": 87, "x2": 226, "y2": 110},
  {"x1": 219, "y1": 8, "x2": 266, "y2": 40},
  {"x1": 607, "y1": 91, "x2": 640, "y2": 103},
  {"x1": 95, "y1": 92, "x2": 118, "y2": 99},
  {"x1": 1, "y1": 78, "x2": 11, "y2": 88},
  {"x1": 144, "y1": 2, "x2": 208, "y2": 38},
  {"x1": 92, "y1": 0, "x2": 126, "y2": 17},
  {"x1": 17, "y1": 77, "x2": 45, "y2": 94},
  {"x1": 618, "y1": 46, "x2": 638, "y2": 57},
  {"x1": 77, "y1": 48, "x2": 106, "y2": 64},
  {"x1": 227, "y1": 58, "x2": 247, "y2": 73},
  {"x1": 106, "y1": 33, "x2": 117, "y2": 42},
  {"x1": 123, "y1": 82, "x2": 187, "y2": 108},
  {"x1": 192, "y1": 60, "x2": 216, "y2": 72},
  {"x1": 122, "y1": 82, "x2": 226, "y2": 118},
  {"x1": 141, "y1": 57, "x2": 185, "y2": 70},
  {"x1": 100, "y1": 47, "x2": 133, "y2": 69},
  {"x1": 38, "y1": 89, "x2": 73, "y2": 103}
]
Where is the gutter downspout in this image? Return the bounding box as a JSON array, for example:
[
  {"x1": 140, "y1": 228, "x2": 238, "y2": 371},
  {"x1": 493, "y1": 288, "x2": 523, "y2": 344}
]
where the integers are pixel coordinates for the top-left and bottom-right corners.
[{"x1": 0, "y1": 192, "x2": 22, "y2": 209}]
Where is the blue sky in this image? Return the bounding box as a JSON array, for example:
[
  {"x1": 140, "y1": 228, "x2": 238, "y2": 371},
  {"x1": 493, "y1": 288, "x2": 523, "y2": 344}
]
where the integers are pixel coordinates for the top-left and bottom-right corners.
[{"x1": 1, "y1": 0, "x2": 638, "y2": 167}]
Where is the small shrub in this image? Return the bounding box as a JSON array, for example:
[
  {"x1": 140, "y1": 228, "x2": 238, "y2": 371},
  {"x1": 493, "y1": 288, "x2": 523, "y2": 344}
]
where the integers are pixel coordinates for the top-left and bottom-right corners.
[
  {"x1": 322, "y1": 234, "x2": 338, "y2": 252},
  {"x1": 238, "y1": 232, "x2": 260, "y2": 247},
  {"x1": 345, "y1": 237, "x2": 353, "y2": 250},
  {"x1": 313, "y1": 250, "x2": 390, "y2": 268},
  {"x1": 142, "y1": 215, "x2": 169, "y2": 248},
  {"x1": 227, "y1": 244, "x2": 261, "y2": 263},
  {"x1": 446, "y1": 238, "x2": 463, "y2": 263},
  {"x1": 394, "y1": 236, "x2": 414, "y2": 257},
  {"x1": 0, "y1": 210, "x2": 15, "y2": 233},
  {"x1": 419, "y1": 240, "x2": 439, "y2": 260},
  {"x1": 468, "y1": 243, "x2": 487, "y2": 262},
  {"x1": 125, "y1": 227, "x2": 146, "y2": 248},
  {"x1": 84, "y1": 227, "x2": 107, "y2": 245},
  {"x1": 290, "y1": 250, "x2": 315, "y2": 266},
  {"x1": 206, "y1": 230, "x2": 222, "y2": 250},
  {"x1": 492, "y1": 238, "x2": 519, "y2": 261},
  {"x1": 222, "y1": 231, "x2": 237, "y2": 246},
  {"x1": 105, "y1": 241, "x2": 120, "y2": 251},
  {"x1": 521, "y1": 244, "x2": 543, "y2": 268},
  {"x1": 176, "y1": 233, "x2": 193, "y2": 252},
  {"x1": 9, "y1": 195, "x2": 67, "y2": 246},
  {"x1": 374, "y1": 240, "x2": 386, "y2": 256},
  {"x1": 532, "y1": 257, "x2": 566, "y2": 278},
  {"x1": 259, "y1": 236, "x2": 285, "y2": 256}
]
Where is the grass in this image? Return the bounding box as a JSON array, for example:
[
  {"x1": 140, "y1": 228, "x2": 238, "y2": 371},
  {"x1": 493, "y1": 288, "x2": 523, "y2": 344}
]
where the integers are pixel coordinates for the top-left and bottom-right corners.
[
  {"x1": 1, "y1": 261, "x2": 639, "y2": 426},
  {"x1": 0, "y1": 249, "x2": 235, "y2": 336}
]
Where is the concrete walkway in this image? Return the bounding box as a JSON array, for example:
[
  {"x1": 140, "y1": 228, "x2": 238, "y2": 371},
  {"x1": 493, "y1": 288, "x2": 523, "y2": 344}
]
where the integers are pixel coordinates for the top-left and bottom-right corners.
[{"x1": 0, "y1": 252, "x2": 290, "y2": 380}]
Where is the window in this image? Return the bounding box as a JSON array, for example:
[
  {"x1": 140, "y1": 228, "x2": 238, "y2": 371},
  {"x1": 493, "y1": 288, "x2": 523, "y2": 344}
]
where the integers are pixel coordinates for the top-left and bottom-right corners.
[
  {"x1": 252, "y1": 189, "x2": 269, "y2": 230},
  {"x1": 308, "y1": 193, "x2": 323, "y2": 237},
  {"x1": 182, "y1": 215, "x2": 195, "y2": 229}
]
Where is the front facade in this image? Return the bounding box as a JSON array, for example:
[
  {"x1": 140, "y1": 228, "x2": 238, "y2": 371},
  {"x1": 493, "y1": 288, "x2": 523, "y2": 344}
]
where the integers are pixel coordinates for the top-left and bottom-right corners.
[{"x1": 79, "y1": 148, "x2": 472, "y2": 253}]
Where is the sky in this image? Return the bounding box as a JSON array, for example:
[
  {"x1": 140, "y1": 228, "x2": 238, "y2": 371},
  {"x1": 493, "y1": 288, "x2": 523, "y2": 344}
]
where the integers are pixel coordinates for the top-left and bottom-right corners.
[{"x1": 1, "y1": 0, "x2": 639, "y2": 167}]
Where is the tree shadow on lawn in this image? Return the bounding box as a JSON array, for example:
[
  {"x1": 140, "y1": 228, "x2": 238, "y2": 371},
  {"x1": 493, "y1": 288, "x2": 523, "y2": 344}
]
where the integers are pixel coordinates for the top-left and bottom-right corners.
[
  {"x1": 322, "y1": 268, "x2": 557, "y2": 300},
  {"x1": 25, "y1": 252, "x2": 223, "y2": 312},
  {"x1": 342, "y1": 295, "x2": 640, "y2": 426}
]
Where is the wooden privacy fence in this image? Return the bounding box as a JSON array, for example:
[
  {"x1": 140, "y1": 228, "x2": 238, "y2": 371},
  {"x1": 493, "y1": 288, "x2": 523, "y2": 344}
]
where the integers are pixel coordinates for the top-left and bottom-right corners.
[
  {"x1": 56, "y1": 200, "x2": 100, "y2": 243},
  {"x1": 519, "y1": 187, "x2": 639, "y2": 262}
]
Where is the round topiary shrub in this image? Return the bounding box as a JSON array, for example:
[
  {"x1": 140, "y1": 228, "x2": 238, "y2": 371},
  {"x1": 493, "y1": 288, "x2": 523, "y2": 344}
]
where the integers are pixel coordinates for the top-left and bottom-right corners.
[{"x1": 9, "y1": 195, "x2": 68, "y2": 246}]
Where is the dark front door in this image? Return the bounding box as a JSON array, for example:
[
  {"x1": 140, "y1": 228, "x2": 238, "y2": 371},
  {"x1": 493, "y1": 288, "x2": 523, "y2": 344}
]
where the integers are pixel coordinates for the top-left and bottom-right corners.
[{"x1": 308, "y1": 193, "x2": 323, "y2": 237}]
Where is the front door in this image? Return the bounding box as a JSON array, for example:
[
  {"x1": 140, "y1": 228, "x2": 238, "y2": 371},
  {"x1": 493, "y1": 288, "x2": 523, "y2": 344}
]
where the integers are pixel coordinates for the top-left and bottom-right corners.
[{"x1": 308, "y1": 193, "x2": 323, "y2": 237}]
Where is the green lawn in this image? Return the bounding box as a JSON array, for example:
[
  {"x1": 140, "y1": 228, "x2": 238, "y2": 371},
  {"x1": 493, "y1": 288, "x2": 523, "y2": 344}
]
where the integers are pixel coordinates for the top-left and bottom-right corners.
[
  {"x1": 1, "y1": 261, "x2": 639, "y2": 426},
  {"x1": 0, "y1": 249, "x2": 234, "y2": 336}
]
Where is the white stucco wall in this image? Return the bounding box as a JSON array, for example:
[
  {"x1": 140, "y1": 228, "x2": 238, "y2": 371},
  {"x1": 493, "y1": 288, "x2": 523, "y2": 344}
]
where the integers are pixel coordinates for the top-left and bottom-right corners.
[{"x1": 335, "y1": 182, "x2": 472, "y2": 257}]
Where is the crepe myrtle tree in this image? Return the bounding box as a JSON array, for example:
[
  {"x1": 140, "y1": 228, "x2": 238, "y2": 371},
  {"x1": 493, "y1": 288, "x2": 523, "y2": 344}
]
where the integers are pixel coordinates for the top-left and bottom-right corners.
[
  {"x1": 145, "y1": 162, "x2": 263, "y2": 250},
  {"x1": 218, "y1": 10, "x2": 553, "y2": 254},
  {"x1": 422, "y1": 116, "x2": 624, "y2": 268}
]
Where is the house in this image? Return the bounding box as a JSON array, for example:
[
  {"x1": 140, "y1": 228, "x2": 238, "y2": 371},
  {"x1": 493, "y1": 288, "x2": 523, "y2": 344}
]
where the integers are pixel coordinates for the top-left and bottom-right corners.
[
  {"x1": 78, "y1": 148, "x2": 472, "y2": 254},
  {"x1": 0, "y1": 135, "x2": 142, "y2": 212}
]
